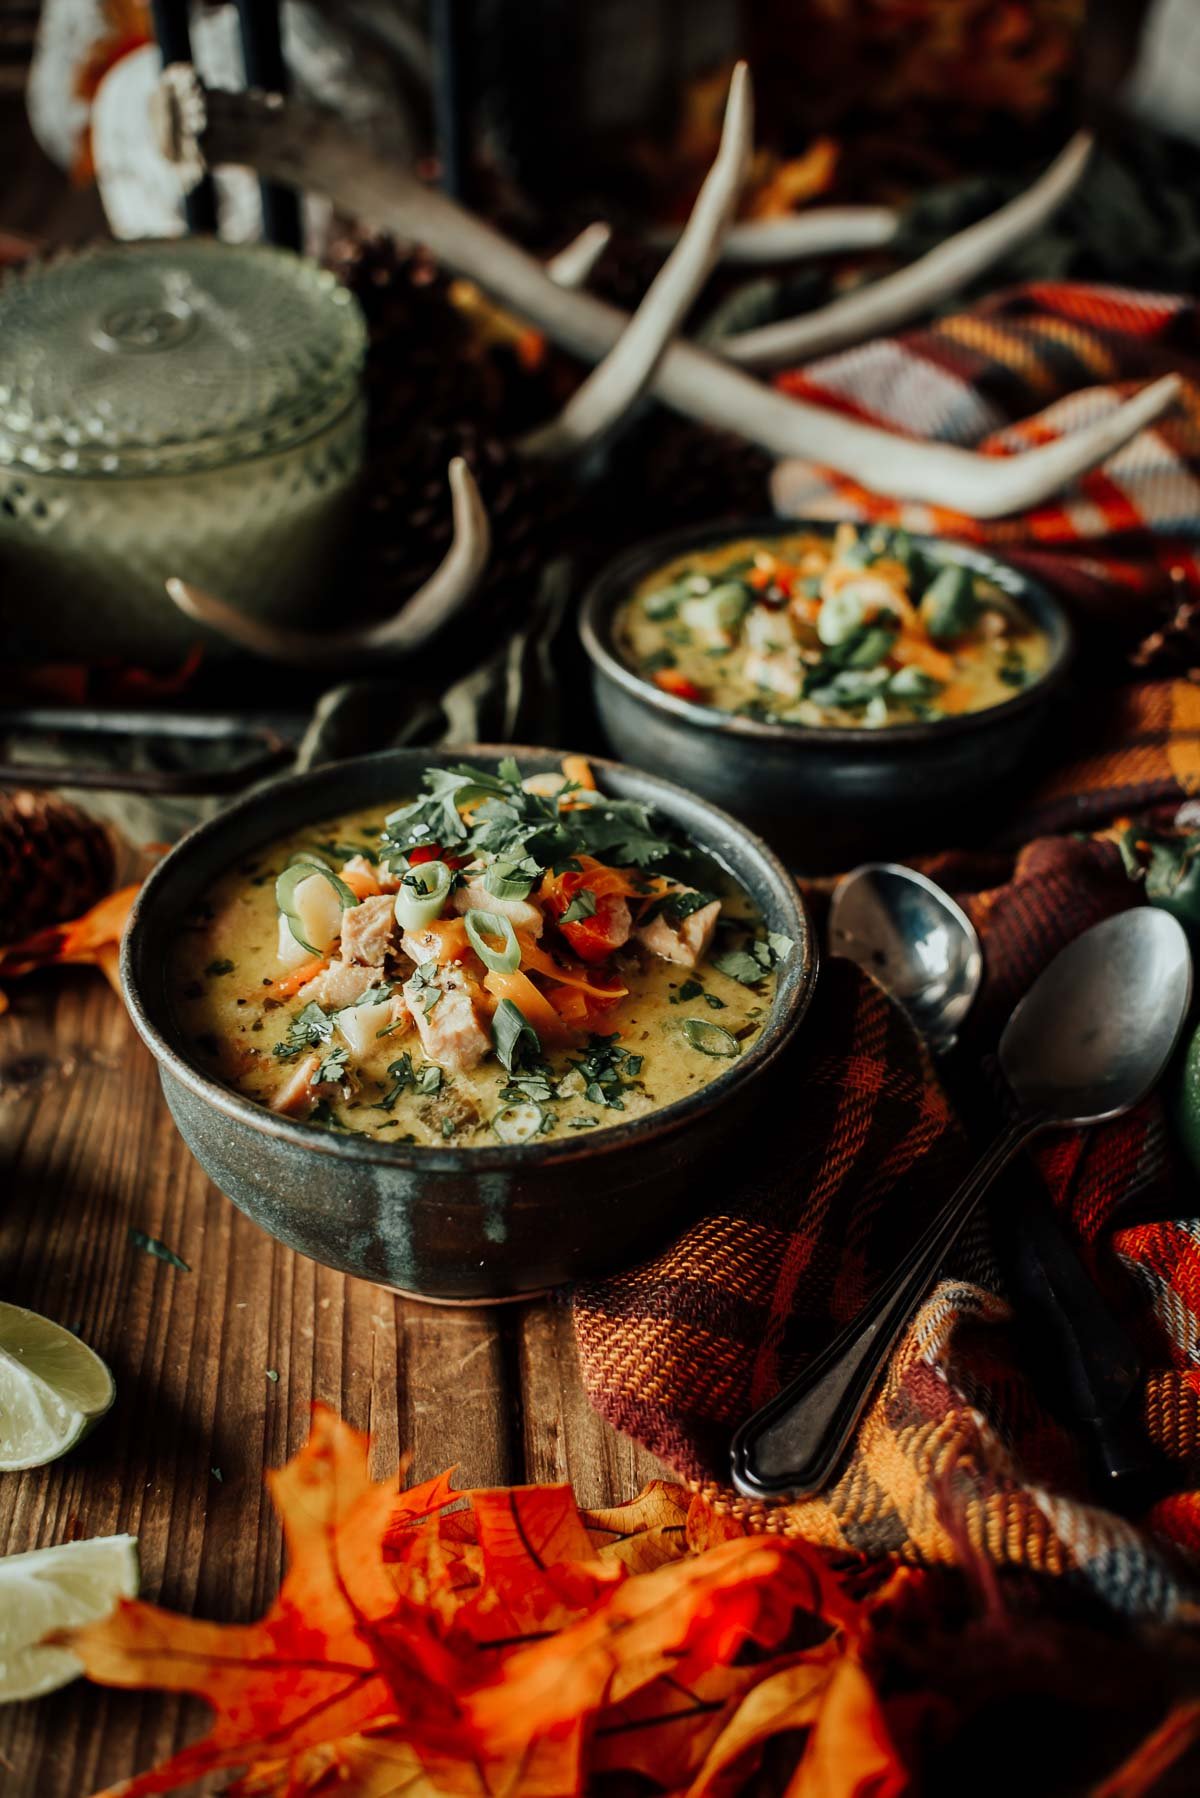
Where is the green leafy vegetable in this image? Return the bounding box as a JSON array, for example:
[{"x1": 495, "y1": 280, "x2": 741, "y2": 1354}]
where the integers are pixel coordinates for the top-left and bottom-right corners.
[
  {"x1": 274, "y1": 1002, "x2": 334, "y2": 1060},
  {"x1": 681, "y1": 1018, "x2": 740, "y2": 1058},
  {"x1": 560, "y1": 888, "x2": 598, "y2": 925},
  {"x1": 315, "y1": 1046, "x2": 349, "y2": 1087},
  {"x1": 567, "y1": 1035, "x2": 644, "y2": 1110},
  {"x1": 920, "y1": 564, "x2": 980, "y2": 640},
  {"x1": 492, "y1": 1000, "x2": 541, "y2": 1074},
  {"x1": 204, "y1": 958, "x2": 235, "y2": 977},
  {"x1": 129, "y1": 1228, "x2": 190, "y2": 1272},
  {"x1": 380, "y1": 1054, "x2": 443, "y2": 1109}
]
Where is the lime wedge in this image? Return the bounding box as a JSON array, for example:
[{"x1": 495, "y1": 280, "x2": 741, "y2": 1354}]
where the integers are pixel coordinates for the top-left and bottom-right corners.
[
  {"x1": 0, "y1": 1303, "x2": 115, "y2": 1471},
  {"x1": 0, "y1": 1534, "x2": 139, "y2": 1702}
]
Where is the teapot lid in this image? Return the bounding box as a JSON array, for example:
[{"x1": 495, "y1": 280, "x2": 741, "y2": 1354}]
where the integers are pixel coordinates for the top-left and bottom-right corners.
[{"x1": 0, "y1": 238, "x2": 366, "y2": 477}]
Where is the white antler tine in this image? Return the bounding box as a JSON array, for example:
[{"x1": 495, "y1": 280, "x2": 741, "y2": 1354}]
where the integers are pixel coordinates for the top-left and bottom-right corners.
[
  {"x1": 546, "y1": 222, "x2": 613, "y2": 289},
  {"x1": 719, "y1": 130, "x2": 1095, "y2": 369},
  {"x1": 367, "y1": 454, "x2": 490, "y2": 650},
  {"x1": 772, "y1": 374, "x2": 1182, "y2": 520},
  {"x1": 166, "y1": 459, "x2": 489, "y2": 664},
  {"x1": 648, "y1": 207, "x2": 900, "y2": 264},
  {"x1": 520, "y1": 60, "x2": 753, "y2": 458}
]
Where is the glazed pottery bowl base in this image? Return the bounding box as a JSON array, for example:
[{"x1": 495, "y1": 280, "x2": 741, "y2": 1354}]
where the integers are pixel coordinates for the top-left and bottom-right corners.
[
  {"x1": 124, "y1": 746, "x2": 816, "y2": 1301},
  {"x1": 157, "y1": 1060, "x2": 769, "y2": 1303}
]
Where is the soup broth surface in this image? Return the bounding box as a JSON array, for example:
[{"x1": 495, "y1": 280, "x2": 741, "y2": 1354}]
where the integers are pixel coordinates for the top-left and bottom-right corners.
[
  {"x1": 616, "y1": 524, "x2": 1051, "y2": 728},
  {"x1": 173, "y1": 760, "x2": 784, "y2": 1148}
]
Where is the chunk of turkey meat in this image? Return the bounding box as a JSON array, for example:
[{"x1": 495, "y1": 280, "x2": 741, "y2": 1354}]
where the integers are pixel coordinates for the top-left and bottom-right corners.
[
  {"x1": 451, "y1": 876, "x2": 544, "y2": 938},
  {"x1": 402, "y1": 968, "x2": 492, "y2": 1073},
  {"x1": 298, "y1": 958, "x2": 386, "y2": 1010},
  {"x1": 339, "y1": 893, "x2": 397, "y2": 965},
  {"x1": 635, "y1": 890, "x2": 722, "y2": 968}
]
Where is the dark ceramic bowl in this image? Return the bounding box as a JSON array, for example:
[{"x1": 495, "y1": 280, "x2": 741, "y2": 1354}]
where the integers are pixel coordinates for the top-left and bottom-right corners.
[
  {"x1": 121, "y1": 745, "x2": 816, "y2": 1303},
  {"x1": 580, "y1": 520, "x2": 1073, "y2": 867}
]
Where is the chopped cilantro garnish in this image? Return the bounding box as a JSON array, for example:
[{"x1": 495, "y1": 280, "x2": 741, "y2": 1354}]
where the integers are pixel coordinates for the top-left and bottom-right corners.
[
  {"x1": 568, "y1": 1035, "x2": 644, "y2": 1111},
  {"x1": 380, "y1": 1054, "x2": 443, "y2": 1109},
  {"x1": 274, "y1": 1001, "x2": 334, "y2": 1060},
  {"x1": 204, "y1": 957, "x2": 235, "y2": 977},
  {"x1": 560, "y1": 888, "x2": 598, "y2": 925}
]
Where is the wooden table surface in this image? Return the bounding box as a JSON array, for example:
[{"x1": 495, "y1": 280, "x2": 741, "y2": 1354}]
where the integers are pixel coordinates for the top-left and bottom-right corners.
[{"x1": 0, "y1": 969, "x2": 668, "y2": 1796}]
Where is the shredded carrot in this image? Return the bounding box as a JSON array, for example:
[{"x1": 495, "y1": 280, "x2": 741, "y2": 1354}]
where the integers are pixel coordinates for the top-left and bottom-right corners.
[
  {"x1": 340, "y1": 866, "x2": 381, "y2": 900},
  {"x1": 515, "y1": 932, "x2": 629, "y2": 1000},
  {"x1": 539, "y1": 855, "x2": 645, "y2": 911},
  {"x1": 407, "y1": 917, "x2": 471, "y2": 964},
  {"x1": 268, "y1": 955, "x2": 329, "y2": 1000},
  {"x1": 547, "y1": 984, "x2": 590, "y2": 1026},
  {"x1": 482, "y1": 969, "x2": 569, "y2": 1039},
  {"x1": 891, "y1": 633, "x2": 956, "y2": 682},
  {"x1": 560, "y1": 755, "x2": 597, "y2": 791}
]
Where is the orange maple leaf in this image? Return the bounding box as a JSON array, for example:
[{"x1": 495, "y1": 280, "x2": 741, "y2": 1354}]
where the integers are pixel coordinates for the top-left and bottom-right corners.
[
  {"x1": 57, "y1": 1404, "x2": 905, "y2": 1798},
  {"x1": 0, "y1": 882, "x2": 140, "y2": 1002}
]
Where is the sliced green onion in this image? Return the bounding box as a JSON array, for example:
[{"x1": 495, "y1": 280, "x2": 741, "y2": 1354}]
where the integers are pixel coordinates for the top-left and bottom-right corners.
[
  {"x1": 464, "y1": 908, "x2": 521, "y2": 973},
  {"x1": 484, "y1": 856, "x2": 539, "y2": 902},
  {"x1": 491, "y1": 1101, "x2": 545, "y2": 1144},
  {"x1": 393, "y1": 860, "x2": 452, "y2": 930},
  {"x1": 681, "y1": 1018, "x2": 740, "y2": 1058},
  {"x1": 275, "y1": 862, "x2": 359, "y2": 953}
]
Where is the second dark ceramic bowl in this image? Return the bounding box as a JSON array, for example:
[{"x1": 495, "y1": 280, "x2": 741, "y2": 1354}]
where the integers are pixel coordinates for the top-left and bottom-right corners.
[
  {"x1": 580, "y1": 520, "x2": 1073, "y2": 867},
  {"x1": 121, "y1": 745, "x2": 816, "y2": 1303}
]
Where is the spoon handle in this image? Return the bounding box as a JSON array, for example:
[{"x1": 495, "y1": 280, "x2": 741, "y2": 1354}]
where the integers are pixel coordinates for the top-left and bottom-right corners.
[{"x1": 730, "y1": 1113, "x2": 1037, "y2": 1501}]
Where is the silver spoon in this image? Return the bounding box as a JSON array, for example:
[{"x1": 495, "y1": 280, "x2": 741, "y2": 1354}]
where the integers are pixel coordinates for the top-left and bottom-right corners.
[
  {"x1": 730, "y1": 906, "x2": 1192, "y2": 1501},
  {"x1": 827, "y1": 862, "x2": 982, "y2": 1054}
]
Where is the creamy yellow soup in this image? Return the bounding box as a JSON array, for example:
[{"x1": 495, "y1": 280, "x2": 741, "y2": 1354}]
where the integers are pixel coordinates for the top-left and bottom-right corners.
[
  {"x1": 172, "y1": 767, "x2": 783, "y2": 1148},
  {"x1": 616, "y1": 524, "x2": 1051, "y2": 728}
]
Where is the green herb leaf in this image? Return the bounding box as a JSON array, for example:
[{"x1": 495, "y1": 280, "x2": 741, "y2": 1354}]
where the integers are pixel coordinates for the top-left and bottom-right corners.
[
  {"x1": 711, "y1": 950, "x2": 765, "y2": 985},
  {"x1": 492, "y1": 1000, "x2": 541, "y2": 1074},
  {"x1": 204, "y1": 957, "x2": 235, "y2": 977},
  {"x1": 129, "y1": 1228, "x2": 190, "y2": 1272},
  {"x1": 315, "y1": 1046, "x2": 349, "y2": 1086},
  {"x1": 567, "y1": 1034, "x2": 644, "y2": 1110},
  {"x1": 274, "y1": 1001, "x2": 334, "y2": 1060},
  {"x1": 681, "y1": 1018, "x2": 740, "y2": 1058},
  {"x1": 560, "y1": 888, "x2": 598, "y2": 925}
]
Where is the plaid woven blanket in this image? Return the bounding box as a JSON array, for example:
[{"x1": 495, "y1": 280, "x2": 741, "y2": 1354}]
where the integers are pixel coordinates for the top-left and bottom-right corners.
[{"x1": 575, "y1": 282, "x2": 1200, "y2": 1627}]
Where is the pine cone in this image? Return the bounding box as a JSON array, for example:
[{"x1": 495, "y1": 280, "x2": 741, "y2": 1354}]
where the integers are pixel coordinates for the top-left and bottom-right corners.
[
  {"x1": 0, "y1": 792, "x2": 114, "y2": 946},
  {"x1": 329, "y1": 234, "x2": 571, "y2": 647}
]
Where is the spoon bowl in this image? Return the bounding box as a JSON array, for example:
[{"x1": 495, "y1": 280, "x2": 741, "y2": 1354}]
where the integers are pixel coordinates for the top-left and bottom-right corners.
[
  {"x1": 1000, "y1": 907, "x2": 1193, "y2": 1123},
  {"x1": 731, "y1": 904, "x2": 1193, "y2": 1500},
  {"x1": 829, "y1": 862, "x2": 982, "y2": 1054}
]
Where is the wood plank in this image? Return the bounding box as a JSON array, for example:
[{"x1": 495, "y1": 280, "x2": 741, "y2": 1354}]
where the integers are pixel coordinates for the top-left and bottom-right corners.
[
  {"x1": 516, "y1": 1299, "x2": 672, "y2": 1507},
  {"x1": 0, "y1": 975, "x2": 503, "y2": 1795},
  {"x1": 0, "y1": 968, "x2": 671, "y2": 1796}
]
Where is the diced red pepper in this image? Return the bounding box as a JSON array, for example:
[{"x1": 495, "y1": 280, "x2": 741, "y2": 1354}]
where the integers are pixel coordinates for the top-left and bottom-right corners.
[
  {"x1": 558, "y1": 894, "x2": 630, "y2": 965},
  {"x1": 408, "y1": 842, "x2": 468, "y2": 870},
  {"x1": 652, "y1": 669, "x2": 704, "y2": 703}
]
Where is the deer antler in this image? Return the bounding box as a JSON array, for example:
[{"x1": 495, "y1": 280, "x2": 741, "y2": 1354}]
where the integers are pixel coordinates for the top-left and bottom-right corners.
[
  {"x1": 521, "y1": 61, "x2": 752, "y2": 457},
  {"x1": 165, "y1": 457, "x2": 489, "y2": 664},
  {"x1": 718, "y1": 132, "x2": 1094, "y2": 368},
  {"x1": 152, "y1": 67, "x2": 1179, "y2": 519},
  {"x1": 648, "y1": 206, "x2": 900, "y2": 263}
]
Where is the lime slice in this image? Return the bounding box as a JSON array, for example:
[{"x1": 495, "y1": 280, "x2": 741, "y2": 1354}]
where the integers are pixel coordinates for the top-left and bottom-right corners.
[
  {"x1": 0, "y1": 1303, "x2": 115, "y2": 1471},
  {"x1": 0, "y1": 1534, "x2": 139, "y2": 1702}
]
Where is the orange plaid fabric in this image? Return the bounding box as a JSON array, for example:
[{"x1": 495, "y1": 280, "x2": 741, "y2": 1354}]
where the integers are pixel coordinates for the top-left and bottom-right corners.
[{"x1": 575, "y1": 684, "x2": 1200, "y2": 1621}]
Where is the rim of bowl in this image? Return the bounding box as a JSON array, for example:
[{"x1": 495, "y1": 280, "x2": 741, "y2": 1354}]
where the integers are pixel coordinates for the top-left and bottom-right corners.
[
  {"x1": 579, "y1": 516, "x2": 1074, "y2": 749},
  {"x1": 121, "y1": 742, "x2": 818, "y2": 1175}
]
